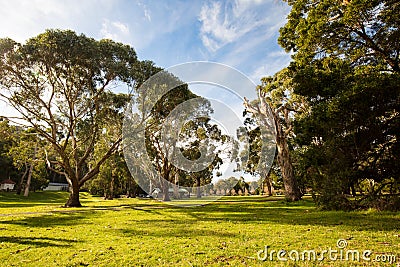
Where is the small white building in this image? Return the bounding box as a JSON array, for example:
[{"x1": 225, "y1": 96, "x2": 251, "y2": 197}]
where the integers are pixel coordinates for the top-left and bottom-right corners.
[
  {"x1": 43, "y1": 182, "x2": 69, "y2": 191},
  {"x1": 0, "y1": 179, "x2": 16, "y2": 191}
]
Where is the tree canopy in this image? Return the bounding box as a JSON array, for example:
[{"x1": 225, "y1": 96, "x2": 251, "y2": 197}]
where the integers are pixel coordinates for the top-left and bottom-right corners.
[
  {"x1": 0, "y1": 30, "x2": 154, "y2": 206},
  {"x1": 277, "y1": 0, "x2": 400, "y2": 210}
]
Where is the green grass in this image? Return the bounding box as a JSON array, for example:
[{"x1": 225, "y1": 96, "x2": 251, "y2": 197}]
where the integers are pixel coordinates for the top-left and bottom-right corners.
[{"x1": 0, "y1": 192, "x2": 399, "y2": 266}]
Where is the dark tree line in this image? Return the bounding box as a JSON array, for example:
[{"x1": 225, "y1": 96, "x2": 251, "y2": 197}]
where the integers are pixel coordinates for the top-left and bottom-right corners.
[
  {"x1": 243, "y1": 0, "x2": 399, "y2": 210},
  {"x1": 268, "y1": 0, "x2": 399, "y2": 210}
]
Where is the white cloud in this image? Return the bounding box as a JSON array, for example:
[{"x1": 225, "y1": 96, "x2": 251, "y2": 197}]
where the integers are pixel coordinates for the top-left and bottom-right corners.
[
  {"x1": 197, "y1": 0, "x2": 291, "y2": 83},
  {"x1": 100, "y1": 19, "x2": 130, "y2": 42},
  {"x1": 138, "y1": 1, "x2": 152, "y2": 21},
  {"x1": 198, "y1": 0, "x2": 277, "y2": 52},
  {"x1": 0, "y1": 0, "x2": 113, "y2": 43},
  {"x1": 113, "y1": 21, "x2": 130, "y2": 35},
  {"x1": 199, "y1": 2, "x2": 231, "y2": 51}
]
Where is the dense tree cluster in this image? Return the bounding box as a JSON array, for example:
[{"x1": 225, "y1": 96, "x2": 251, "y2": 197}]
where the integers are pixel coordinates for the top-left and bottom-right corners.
[
  {"x1": 1, "y1": 1, "x2": 399, "y2": 211},
  {"x1": 243, "y1": 0, "x2": 399, "y2": 210},
  {"x1": 0, "y1": 30, "x2": 158, "y2": 206},
  {"x1": 277, "y1": 0, "x2": 400, "y2": 210},
  {"x1": 0, "y1": 30, "x2": 233, "y2": 205},
  {"x1": 0, "y1": 119, "x2": 54, "y2": 194}
]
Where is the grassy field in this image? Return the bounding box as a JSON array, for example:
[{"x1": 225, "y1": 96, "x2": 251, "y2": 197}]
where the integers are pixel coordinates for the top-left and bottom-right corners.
[{"x1": 0, "y1": 192, "x2": 399, "y2": 267}]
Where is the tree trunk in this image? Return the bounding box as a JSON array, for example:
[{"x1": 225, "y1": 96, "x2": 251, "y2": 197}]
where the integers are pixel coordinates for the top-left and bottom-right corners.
[
  {"x1": 133, "y1": 184, "x2": 138, "y2": 197},
  {"x1": 161, "y1": 159, "x2": 171, "y2": 201},
  {"x1": 65, "y1": 179, "x2": 82, "y2": 207},
  {"x1": 109, "y1": 176, "x2": 114, "y2": 200},
  {"x1": 173, "y1": 173, "x2": 180, "y2": 199},
  {"x1": 196, "y1": 177, "x2": 202, "y2": 198},
  {"x1": 17, "y1": 163, "x2": 29, "y2": 195},
  {"x1": 264, "y1": 176, "x2": 273, "y2": 196},
  {"x1": 148, "y1": 179, "x2": 153, "y2": 198},
  {"x1": 104, "y1": 185, "x2": 108, "y2": 199},
  {"x1": 23, "y1": 163, "x2": 34, "y2": 197},
  {"x1": 24, "y1": 143, "x2": 37, "y2": 197},
  {"x1": 162, "y1": 179, "x2": 170, "y2": 201},
  {"x1": 127, "y1": 177, "x2": 134, "y2": 198},
  {"x1": 350, "y1": 183, "x2": 356, "y2": 197},
  {"x1": 276, "y1": 137, "x2": 302, "y2": 201},
  {"x1": 244, "y1": 92, "x2": 302, "y2": 202}
]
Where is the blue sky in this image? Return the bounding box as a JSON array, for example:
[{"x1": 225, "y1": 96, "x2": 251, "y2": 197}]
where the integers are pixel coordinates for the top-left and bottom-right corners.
[{"x1": 0, "y1": 0, "x2": 291, "y2": 83}]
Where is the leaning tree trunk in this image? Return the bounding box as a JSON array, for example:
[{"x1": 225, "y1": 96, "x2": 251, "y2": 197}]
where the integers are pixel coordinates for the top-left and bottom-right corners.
[
  {"x1": 276, "y1": 136, "x2": 302, "y2": 201},
  {"x1": 17, "y1": 163, "x2": 29, "y2": 195},
  {"x1": 244, "y1": 94, "x2": 302, "y2": 202},
  {"x1": 24, "y1": 144, "x2": 37, "y2": 197},
  {"x1": 23, "y1": 163, "x2": 34, "y2": 197}
]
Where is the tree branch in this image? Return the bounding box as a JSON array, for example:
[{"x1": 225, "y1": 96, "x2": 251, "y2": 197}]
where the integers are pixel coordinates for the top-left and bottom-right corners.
[{"x1": 78, "y1": 138, "x2": 122, "y2": 187}]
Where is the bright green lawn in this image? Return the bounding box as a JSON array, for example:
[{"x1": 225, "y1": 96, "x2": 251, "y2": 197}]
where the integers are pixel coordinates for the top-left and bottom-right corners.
[{"x1": 0, "y1": 192, "x2": 399, "y2": 266}]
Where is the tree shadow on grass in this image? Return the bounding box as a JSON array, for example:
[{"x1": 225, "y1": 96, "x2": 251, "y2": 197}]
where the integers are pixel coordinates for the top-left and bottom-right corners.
[
  {"x1": 0, "y1": 236, "x2": 79, "y2": 248},
  {"x1": 183, "y1": 204, "x2": 400, "y2": 232},
  {"x1": 0, "y1": 192, "x2": 95, "y2": 208},
  {"x1": 118, "y1": 219, "x2": 234, "y2": 238},
  {"x1": 116, "y1": 207, "x2": 399, "y2": 241},
  {"x1": 78, "y1": 202, "x2": 167, "y2": 211},
  {"x1": 0, "y1": 212, "x2": 94, "y2": 228},
  {"x1": 119, "y1": 227, "x2": 234, "y2": 239},
  {"x1": 143, "y1": 199, "x2": 400, "y2": 233}
]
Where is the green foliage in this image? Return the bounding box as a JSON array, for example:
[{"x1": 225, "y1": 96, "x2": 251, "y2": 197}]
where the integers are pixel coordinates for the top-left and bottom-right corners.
[
  {"x1": 128, "y1": 73, "x2": 233, "y2": 199},
  {"x1": 292, "y1": 57, "x2": 400, "y2": 210},
  {"x1": 29, "y1": 162, "x2": 49, "y2": 191},
  {"x1": 279, "y1": 0, "x2": 400, "y2": 72},
  {"x1": 213, "y1": 177, "x2": 250, "y2": 196},
  {"x1": 280, "y1": 0, "x2": 400, "y2": 210},
  {"x1": 0, "y1": 121, "x2": 50, "y2": 192},
  {"x1": 0, "y1": 119, "x2": 17, "y2": 181},
  {"x1": 178, "y1": 117, "x2": 226, "y2": 191},
  {"x1": 83, "y1": 91, "x2": 141, "y2": 199},
  {"x1": 0, "y1": 30, "x2": 151, "y2": 206},
  {"x1": 143, "y1": 84, "x2": 201, "y2": 196},
  {"x1": 247, "y1": 68, "x2": 304, "y2": 201}
]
